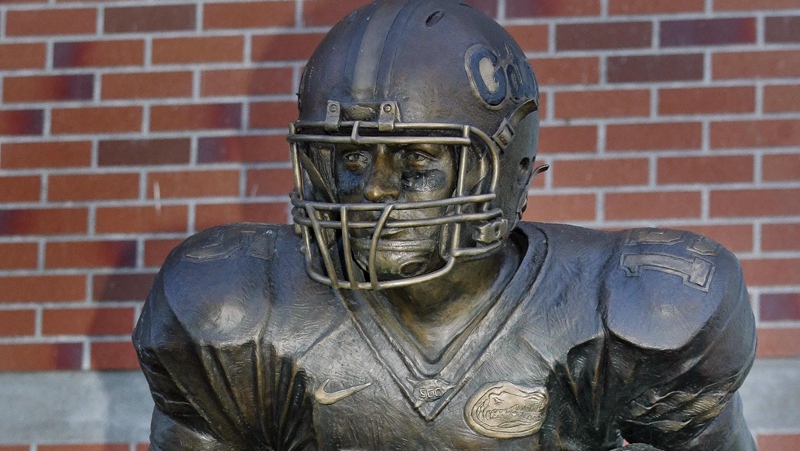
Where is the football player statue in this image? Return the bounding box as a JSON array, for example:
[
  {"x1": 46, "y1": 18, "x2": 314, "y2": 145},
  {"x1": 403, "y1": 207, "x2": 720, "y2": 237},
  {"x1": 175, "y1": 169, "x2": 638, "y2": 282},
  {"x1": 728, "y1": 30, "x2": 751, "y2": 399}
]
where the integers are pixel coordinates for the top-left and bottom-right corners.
[{"x1": 133, "y1": 1, "x2": 757, "y2": 449}]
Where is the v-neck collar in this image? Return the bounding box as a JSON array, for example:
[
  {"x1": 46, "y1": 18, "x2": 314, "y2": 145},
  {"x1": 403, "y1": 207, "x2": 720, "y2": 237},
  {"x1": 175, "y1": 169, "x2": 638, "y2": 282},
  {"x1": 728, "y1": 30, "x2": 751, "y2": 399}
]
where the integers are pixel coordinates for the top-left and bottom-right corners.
[{"x1": 334, "y1": 224, "x2": 550, "y2": 420}]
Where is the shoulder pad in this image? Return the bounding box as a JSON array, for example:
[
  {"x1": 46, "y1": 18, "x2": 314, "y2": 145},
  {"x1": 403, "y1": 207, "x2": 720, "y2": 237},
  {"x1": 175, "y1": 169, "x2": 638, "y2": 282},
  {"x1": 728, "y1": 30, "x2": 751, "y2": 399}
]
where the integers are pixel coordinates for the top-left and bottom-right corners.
[
  {"x1": 154, "y1": 223, "x2": 290, "y2": 345},
  {"x1": 604, "y1": 228, "x2": 747, "y2": 351}
]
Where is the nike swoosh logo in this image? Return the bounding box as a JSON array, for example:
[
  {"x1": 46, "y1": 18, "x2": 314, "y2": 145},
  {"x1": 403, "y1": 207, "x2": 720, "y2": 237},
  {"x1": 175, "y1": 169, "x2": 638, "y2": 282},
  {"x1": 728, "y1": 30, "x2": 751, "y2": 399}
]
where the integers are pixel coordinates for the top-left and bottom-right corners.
[{"x1": 314, "y1": 379, "x2": 372, "y2": 405}]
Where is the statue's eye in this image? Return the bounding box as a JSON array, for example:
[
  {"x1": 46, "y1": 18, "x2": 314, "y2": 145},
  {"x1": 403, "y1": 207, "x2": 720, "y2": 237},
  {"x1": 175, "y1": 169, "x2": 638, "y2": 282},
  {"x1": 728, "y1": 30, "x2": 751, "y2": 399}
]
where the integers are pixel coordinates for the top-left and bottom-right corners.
[
  {"x1": 341, "y1": 151, "x2": 369, "y2": 169},
  {"x1": 403, "y1": 150, "x2": 433, "y2": 167}
]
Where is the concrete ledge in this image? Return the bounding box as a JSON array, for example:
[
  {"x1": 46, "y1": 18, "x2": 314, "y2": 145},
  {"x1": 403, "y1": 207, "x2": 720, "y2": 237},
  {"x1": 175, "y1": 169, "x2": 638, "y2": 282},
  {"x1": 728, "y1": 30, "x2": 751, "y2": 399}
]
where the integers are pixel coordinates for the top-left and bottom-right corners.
[{"x1": 0, "y1": 358, "x2": 798, "y2": 444}]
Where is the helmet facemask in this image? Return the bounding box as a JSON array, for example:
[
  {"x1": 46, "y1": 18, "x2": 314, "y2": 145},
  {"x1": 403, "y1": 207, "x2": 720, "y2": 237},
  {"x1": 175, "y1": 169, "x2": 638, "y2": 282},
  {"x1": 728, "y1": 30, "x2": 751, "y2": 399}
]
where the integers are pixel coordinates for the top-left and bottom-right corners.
[{"x1": 289, "y1": 100, "x2": 511, "y2": 290}]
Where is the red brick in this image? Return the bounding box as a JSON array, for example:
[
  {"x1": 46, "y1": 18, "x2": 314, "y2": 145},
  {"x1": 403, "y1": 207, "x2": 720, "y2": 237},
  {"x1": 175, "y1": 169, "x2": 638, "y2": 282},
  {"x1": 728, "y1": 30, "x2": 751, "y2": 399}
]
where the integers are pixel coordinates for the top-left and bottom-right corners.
[
  {"x1": 758, "y1": 434, "x2": 800, "y2": 451},
  {"x1": 98, "y1": 138, "x2": 190, "y2": 166},
  {"x1": 766, "y1": 16, "x2": 800, "y2": 43},
  {"x1": 608, "y1": 54, "x2": 704, "y2": 83},
  {"x1": 606, "y1": 191, "x2": 702, "y2": 220},
  {"x1": 763, "y1": 154, "x2": 800, "y2": 181},
  {"x1": 145, "y1": 238, "x2": 183, "y2": 267},
  {"x1": 0, "y1": 343, "x2": 82, "y2": 371},
  {"x1": 661, "y1": 18, "x2": 755, "y2": 46},
  {"x1": 552, "y1": 158, "x2": 649, "y2": 188},
  {"x1": 48, "y1": 173, "x2": 139, "y2": 202},
  {"x1": 46, "y1": 240, "x2": 136, "y2": 269},
  {"x1": 538, "y1": 126, "x2": 597, "y2": 154},
  {"x1": 534, "y1": 57, "x2": 600, "y2": 86},
  {"x1": 673, "y1": 224, "x2": 753, "y2": 252},
  {"x1": 764, "y1": 85, "x2": 800, "y2": 113},
  {"x1": 0, "y1": 310, "x2": 36, "y2": 336},
  {"x1": 40, "y1": 445, "x2": 129, "y2": 451},
  {"x1": 246, "y1": 168, "x2": 295, "y2": 196},
  {"x1": 607, "y1": 122, "x2": 702, "y2": 151},
  {"x1": 659, "y1": 86, "x2": 755, "y2": 115},
  {"x1": 557, "y1": 22, "x2": 652, "y2": 51},
  {"x1": 0, "y1": 110, "x2": 44, "y2": 136},
  {"x1": 96, "y1": 205, "x2": 188, "y2": 234},
  {"x1": 53, "y1": 40, "x2": 144, "y2": 68},
  {"x1": 251, "y1": 33, "x2": 325, "y2": 61},
  {"x1": 711, "y1": 189, "x2": 800, "y2": 217},
  {"x1": 0, "y1": 242, "x2": 38, "y2": 270},
  {"x1": 249, "y1": 101, "x2": 298, "y2": 129},
  {"x1": 51, "y1": 106, "x2": 142, "y2": 134},
  {"x1": 201, "y1": 67, "x2": 295, "y2": 97},
  {"x1": 0, "y1": 43, "x2": 47, "y2": 70},
  {"x1": 711, "y1": 120, "x2": 800, "y2": 149},
  {"x1": 150, "y1": 103, "x2": 242, "y2": 132},
  {"x1": 43, "y1": 307, "x2": 135, "y2": 336},
  {"x1": 152, "y1": 36, "x2": 243, "y2": 64},
  {"x1": 3, "y1": 74, "x2": 93, "y2": 103},
  {"x1": 715, "y1": 0, "x2": 800, "y2": 10},
  {"x1": 714, "y1": 51, "x2": 800, "y2": 79},
  {"x1": 196, "y1": 202, "x2": 289, "y2": 230},
  {"x1": 761, "y1": 293, "x2": 800, "y2": 322},
  {"x1": 756, "y1": 328, "x2": 800, "y2": 357},
  {"x1": 0, "y1": 275, "x2": 85, "y2": 303},
  {"x1": 555, "y1": 90, "x2": 650, "y2": 119},
  {"x1": 303, "y1": 0, "x2": 373, "y2": 26},
  {"x1": 763, "y1": 223, "x2": 800, "y2": 251},
  {"x1": 522, "y1": 194, "x2": 596, "y2": 223},
  {"x1": 198, "y1": 135, "x2": 291, "y2": 163},
  {"x1": 0, "y1": 208, "x2": 87, "y2": 236},
  {"x1": 609, "y1": 0, "x2": 704, "y2": 14},
  {"x1": 148, "y1": 170, "x2": 239, "y2": 199},
  {"x1": 93, "y1": 273, "x2": 156, "y2": 302},
  {"x1": 104, "y1": 4, "x2": 196, "y2": 33},
  {"x1": 91, "y1": 341, "x2": 140, "y2": 370},
  {"x1": 0, "y1": 176, "x2": 40, "y2": 202},
  {"x1": 506, "y1": 25, "x2": 549, "y2": 52},
  {"x1": 658, "y1": 155, "x2": 753, "y2": 184},
  {"x1": 102, "y1": 71, "x2": 192, "y2": 100},
  {"x1": 1, "y1": 141, "x2": 92, "y2": 169},
  {"x1": 6, "y1": 9, "x2": 95, "y2": 36},
  {"x1": 204, "y1": 1, "x2": 295, "y2": 29},
  {"x1": 507, "y1": 0, "x2": 601, "y2": 17}
]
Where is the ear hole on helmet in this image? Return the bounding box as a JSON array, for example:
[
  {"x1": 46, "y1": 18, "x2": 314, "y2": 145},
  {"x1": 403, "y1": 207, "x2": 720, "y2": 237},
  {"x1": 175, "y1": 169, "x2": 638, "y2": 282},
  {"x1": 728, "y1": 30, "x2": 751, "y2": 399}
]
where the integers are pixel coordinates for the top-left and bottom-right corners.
[
  {"x1": 516, "y1": 158, "x2": 531, "y2": 185},
  {"x1": 426, "y1": 10, "x2": 444, "y2": 27}
]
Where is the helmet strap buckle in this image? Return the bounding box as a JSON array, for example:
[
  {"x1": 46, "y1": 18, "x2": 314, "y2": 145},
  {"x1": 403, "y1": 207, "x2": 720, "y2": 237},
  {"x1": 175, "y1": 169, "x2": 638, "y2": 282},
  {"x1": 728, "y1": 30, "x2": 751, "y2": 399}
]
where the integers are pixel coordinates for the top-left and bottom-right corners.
[
  {"x1": 492, "y1": 118, "x2": 515, "y2": 152},
  {"x1": 378, "y1": 101, "x2": 400, "y2": 132},
  {"x1": 325, "y1": 101, "x2": 342, "y2": 132},
  {"x1": 473, "y1": 218, "x2": 509, "y2": 245}
]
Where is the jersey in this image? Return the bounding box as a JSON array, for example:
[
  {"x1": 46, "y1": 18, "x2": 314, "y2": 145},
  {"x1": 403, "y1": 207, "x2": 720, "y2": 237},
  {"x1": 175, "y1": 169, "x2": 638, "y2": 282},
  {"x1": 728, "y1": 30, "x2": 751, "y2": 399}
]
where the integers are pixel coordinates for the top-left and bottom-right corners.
[{"x1": 133, "y1": 222, "x2": 757, "y2": 450}]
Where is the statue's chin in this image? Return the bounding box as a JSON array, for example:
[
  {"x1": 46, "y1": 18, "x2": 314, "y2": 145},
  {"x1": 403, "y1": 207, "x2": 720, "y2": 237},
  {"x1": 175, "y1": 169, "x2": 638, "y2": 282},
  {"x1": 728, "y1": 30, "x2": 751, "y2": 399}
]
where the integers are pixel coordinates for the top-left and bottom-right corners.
[{"x1": 351, "y1": 238, "x2": 439, "y2": 280}]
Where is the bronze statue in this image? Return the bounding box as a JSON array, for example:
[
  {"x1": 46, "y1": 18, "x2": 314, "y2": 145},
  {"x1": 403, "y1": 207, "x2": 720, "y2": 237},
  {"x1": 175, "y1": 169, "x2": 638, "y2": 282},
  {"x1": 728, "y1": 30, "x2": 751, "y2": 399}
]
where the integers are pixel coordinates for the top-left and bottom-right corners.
[{"x1": 133, "y1": 1, "x2": 757, "y2": 449}]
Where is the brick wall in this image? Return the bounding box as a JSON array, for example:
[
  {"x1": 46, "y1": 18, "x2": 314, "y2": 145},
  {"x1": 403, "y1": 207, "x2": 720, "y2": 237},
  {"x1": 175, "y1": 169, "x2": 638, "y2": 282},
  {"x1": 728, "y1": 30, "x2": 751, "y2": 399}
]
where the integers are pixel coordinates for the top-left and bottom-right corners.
[{"x1": 0, "y1": 0, "x2": 797, "y2": 449}]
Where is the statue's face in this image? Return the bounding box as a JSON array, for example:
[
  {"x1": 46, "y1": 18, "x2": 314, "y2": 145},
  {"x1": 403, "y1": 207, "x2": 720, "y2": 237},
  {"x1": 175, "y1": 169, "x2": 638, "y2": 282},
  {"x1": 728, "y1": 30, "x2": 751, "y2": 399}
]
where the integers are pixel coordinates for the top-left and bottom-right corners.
[{"x1": 334, "y1": 143, "x2": 456, "y2": 281}]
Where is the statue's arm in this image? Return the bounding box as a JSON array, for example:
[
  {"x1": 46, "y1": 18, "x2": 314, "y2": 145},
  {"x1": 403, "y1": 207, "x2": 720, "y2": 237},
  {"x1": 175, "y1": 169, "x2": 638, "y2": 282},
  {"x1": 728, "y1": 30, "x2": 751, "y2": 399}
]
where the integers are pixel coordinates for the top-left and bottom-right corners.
[
  {"x1": 607, "y1": 234, "x2": 757, "y2": 450},
  {"x1": 133, "y1": 224, "x2": 316, "y2": 450}
]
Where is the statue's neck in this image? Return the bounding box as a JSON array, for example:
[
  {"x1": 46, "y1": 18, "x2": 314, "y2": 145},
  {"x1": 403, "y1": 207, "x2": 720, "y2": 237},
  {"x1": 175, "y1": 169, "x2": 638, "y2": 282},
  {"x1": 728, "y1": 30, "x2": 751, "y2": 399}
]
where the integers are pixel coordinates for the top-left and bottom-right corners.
[{"x1": 379, "y1": 239, "x2": 523, "y2": 362}]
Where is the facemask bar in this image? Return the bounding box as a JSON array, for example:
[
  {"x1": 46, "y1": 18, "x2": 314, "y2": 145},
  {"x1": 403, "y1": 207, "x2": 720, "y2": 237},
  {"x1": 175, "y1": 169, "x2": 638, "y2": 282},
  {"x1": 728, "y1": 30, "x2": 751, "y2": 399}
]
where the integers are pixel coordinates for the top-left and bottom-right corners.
[{"x1": 288, "y1": 118, "x2": 503, "y2": 290}]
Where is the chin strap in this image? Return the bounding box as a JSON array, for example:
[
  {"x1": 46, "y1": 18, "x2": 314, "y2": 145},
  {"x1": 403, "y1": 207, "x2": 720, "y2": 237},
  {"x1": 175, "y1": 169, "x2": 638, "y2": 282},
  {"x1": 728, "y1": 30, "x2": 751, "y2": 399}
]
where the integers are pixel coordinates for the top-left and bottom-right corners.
[{"x1": 491, "y1": 97, "x2": 539, "y2": 152}]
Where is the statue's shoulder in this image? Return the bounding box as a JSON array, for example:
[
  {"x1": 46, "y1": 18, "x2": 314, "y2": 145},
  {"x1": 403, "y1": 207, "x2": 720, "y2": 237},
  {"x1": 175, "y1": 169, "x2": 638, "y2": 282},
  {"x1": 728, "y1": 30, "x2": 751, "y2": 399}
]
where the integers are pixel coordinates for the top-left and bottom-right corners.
[
  {"x1": 141, "y1": 223, "x2": 303, "y2": 345},
  {"x1": 600, "y1": 227, "x2": 751, "y2": 352}
]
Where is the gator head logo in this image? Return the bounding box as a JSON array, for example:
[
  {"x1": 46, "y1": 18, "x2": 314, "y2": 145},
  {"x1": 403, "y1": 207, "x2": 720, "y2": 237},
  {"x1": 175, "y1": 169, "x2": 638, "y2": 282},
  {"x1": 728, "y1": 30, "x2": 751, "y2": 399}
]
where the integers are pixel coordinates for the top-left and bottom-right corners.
[{"x1": 465, "y1": 382, "x2": 549, "y2": 439}]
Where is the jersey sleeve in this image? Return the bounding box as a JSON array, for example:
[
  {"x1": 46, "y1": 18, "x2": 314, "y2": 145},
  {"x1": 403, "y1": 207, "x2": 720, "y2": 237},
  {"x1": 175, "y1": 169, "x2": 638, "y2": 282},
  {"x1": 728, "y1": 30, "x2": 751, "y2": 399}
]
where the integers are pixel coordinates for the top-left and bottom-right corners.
[
  {"x1": 133, "y1": 224, "x2": 317, "y2": 451},
  {"x1": 604, "y1": 229, "x2": 757, "y2": 450}
]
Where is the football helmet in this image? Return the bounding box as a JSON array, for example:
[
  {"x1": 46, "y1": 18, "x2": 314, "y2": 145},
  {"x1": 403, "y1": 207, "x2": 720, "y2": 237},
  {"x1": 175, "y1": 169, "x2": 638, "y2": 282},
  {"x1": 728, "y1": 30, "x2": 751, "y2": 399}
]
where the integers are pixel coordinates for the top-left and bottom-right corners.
[{"x1": 288, "y1": 0, "x2": 544, "y2": 289}]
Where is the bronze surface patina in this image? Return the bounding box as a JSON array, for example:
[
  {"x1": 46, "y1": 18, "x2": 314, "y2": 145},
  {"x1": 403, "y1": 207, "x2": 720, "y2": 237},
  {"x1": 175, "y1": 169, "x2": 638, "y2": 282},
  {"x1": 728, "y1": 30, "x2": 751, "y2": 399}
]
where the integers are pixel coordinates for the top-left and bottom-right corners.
[{"x1": 133, "y1": 1, "x2": 758, "y2": 449}]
